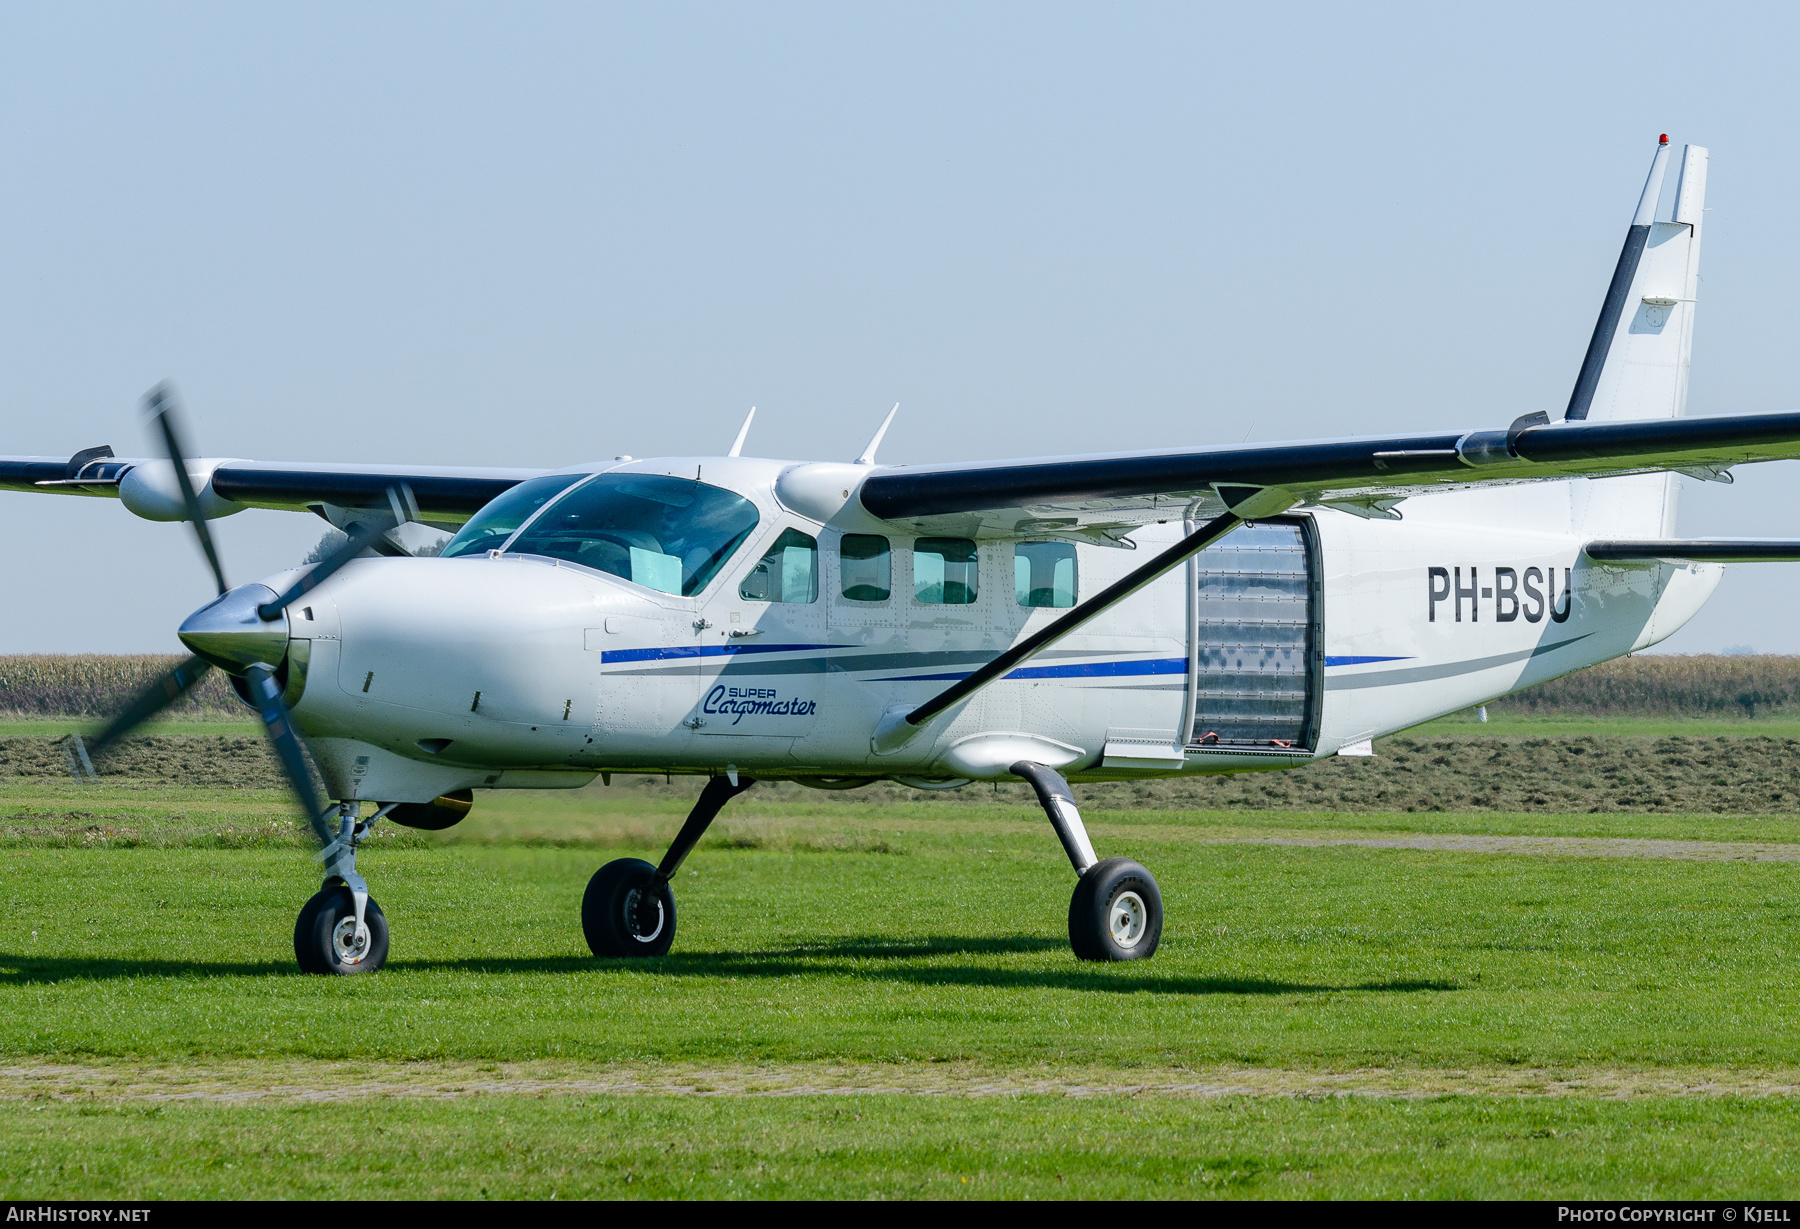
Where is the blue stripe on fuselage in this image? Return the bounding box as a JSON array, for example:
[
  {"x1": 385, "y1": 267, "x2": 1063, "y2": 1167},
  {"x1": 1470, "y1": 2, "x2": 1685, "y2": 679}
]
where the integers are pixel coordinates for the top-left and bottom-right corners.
[
  {"x1": 871, "y1": 657, "x2": 1188, "y2": 683},
  {"x1": 600, "y1": 642, "x2": 840, "y2": 663}
]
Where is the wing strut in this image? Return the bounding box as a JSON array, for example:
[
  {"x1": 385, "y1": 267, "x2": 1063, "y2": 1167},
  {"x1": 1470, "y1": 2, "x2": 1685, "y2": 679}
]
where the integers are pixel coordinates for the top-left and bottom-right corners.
[{"x1": 871, "y1": 487, "x2": 1297, "y2": 753}]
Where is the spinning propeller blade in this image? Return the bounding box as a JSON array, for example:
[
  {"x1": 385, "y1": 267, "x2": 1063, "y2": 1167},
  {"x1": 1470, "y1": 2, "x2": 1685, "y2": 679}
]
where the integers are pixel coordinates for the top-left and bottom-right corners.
[
  {"x1": 75, "y1": 384, "x2": 340, "y2": 847},
  {"x1": 82, "y1": 653, "x2": 215, "y2": 761},
  {"x1": 144, "y1": 383, "x2": 230, "y2": 596},
  {"x1": 256, "y1": 517, "x2": 393, "y2": 621},
  {"x1": 244, "y1": 663, "x2": 335, "y2": 847}
]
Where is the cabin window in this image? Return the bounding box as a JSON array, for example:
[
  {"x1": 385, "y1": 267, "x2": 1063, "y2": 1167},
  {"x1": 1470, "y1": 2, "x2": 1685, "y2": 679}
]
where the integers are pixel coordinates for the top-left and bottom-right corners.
[
  {"x1": 740, "y1": 528, "x2": 819, "y2": 603},
  {"x1": 839, "y1": 534, "x2": 891, "y2": 601},
  {"x1": 501, "y1": 473, "x2": 759, "y2": 596},
  {"x1": 1014, "y1": 541, "x2": 1077, "y2": 607},
  {"x1": 440, "y1": 472, "x2": 589, "y2": 559},
  {"x1": 913, "y1": 538, "x2": 978, "y2": 605}
]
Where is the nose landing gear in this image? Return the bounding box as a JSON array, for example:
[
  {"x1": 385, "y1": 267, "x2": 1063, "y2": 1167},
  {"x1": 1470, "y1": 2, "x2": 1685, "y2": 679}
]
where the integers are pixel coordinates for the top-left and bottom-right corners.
[{"x1": 295, "y1": 801, "x2": 392, "y2": 974}]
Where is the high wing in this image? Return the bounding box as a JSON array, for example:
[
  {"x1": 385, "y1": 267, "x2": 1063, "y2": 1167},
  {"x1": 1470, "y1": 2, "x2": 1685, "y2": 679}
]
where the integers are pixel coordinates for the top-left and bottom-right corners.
[
  {"x1": 855, "y1": 409, "x2": 1800, "y2": 541},
  {"x1": 855, "y1": 137, "x2": 1795, "y2": 543},
  {"x1": 207, "y1": 461, "x2": 544, "y2": 522},
  {"x1": 0, "y1": 451, "x2": 546, "y2": 527}
]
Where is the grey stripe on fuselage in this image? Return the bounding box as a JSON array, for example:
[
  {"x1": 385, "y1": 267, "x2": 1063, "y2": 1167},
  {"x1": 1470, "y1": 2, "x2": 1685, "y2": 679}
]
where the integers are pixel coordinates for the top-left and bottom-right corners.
[{"x1": 1324, "y1": 634, "x2": 1592, "y2": 691}]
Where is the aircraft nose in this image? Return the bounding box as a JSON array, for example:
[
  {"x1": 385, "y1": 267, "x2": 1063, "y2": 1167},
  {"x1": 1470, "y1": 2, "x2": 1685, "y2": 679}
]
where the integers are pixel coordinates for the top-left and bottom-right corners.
[{"x1": 178, "y1": 584, "x2": 290, "y2": 673}]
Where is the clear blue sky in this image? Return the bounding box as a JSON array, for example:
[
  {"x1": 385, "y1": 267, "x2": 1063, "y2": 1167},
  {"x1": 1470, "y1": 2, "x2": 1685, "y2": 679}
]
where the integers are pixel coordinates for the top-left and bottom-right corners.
[{"x1": 2, "y1": 2, "x2": 1796, "y2": 653}]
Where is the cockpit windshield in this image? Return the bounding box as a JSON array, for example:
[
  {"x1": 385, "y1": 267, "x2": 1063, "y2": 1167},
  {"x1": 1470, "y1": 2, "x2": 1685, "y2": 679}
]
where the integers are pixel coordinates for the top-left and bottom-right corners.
[
  {"x1": 440, "y1": 472, "x2": 588, "y2": 559},
  {"x1": 502, "y1": 473, "x2": 760, "y2": 596}
]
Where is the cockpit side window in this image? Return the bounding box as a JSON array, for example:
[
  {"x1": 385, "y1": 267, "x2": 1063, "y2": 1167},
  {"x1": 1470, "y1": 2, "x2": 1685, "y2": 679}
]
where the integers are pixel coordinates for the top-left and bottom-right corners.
[
  {"x1": 739, "y1": 528, "x2": 818, "y2": 603},
  {"x1": 439, "y1": 473, "x2": 588, "y2": 559},
  {"x1": 502, "y1": 474, "x2": 759, "y2": 596}
]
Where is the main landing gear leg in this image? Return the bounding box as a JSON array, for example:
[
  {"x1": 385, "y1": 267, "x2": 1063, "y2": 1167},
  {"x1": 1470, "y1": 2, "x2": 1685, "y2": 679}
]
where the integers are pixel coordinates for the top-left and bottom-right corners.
[
  {"x1": 295, "y1": 801, "x2": 392, "y2": 975},
  {"x1": 1011, "y1": 760, "x2": 1163, "y2": 962},
  {"x1": 583, "y1": 774, "x2": 757, "y2": 958}
]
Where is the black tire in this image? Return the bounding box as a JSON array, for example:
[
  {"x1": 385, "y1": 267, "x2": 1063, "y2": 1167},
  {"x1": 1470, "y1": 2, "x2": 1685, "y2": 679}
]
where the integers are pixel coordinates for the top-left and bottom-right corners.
[
  {"x1": 294, "y1": 886, "x2": 389, "y2": 975},
  {"x1": 1068, "y1": 858, "x2": 1162, "y2": 961},
  {"x1": 583, "y1": 858, "x2": 677, "y2": 958}
]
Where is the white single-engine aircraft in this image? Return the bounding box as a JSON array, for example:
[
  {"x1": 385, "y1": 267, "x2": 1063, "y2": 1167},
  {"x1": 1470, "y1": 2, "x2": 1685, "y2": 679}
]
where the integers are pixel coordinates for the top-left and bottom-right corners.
[{"x1": 7, "y1": 135, "x2": 1799, "y2": 973}]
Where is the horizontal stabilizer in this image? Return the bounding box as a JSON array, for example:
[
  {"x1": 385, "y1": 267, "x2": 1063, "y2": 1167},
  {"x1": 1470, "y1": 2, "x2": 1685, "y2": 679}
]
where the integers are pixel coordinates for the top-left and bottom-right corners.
[{"x1": 1584, "y1": 539, "x2": 1800, "y2": 563}]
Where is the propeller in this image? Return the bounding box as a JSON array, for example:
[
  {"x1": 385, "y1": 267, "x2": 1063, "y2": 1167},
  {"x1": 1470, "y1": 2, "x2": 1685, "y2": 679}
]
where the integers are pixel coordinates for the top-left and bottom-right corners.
[
  {"x1": 256, "y1": 519, "x2": 392, "y2": 621},
  {"x1": 145, "y1": 383, "x2": 229, "y2": 597},
  {"x1": 72, "y1": 384, "x2": 394, "y2": 848},
  {"x1": 244, "y1": 662, "x2": 335, "y2": 846},
  {"x1": 82, "y1": 653, "x2": 215, "y2": 761}
]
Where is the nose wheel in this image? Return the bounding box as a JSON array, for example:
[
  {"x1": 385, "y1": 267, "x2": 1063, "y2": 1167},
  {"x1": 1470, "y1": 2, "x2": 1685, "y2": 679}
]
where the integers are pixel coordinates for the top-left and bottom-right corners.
[
  {"x1": 295, "y1": 801, "x2": 392, "y2": 974},
  {"x1": 295, "y1": 885, "x2": 389, "y2": 974}
]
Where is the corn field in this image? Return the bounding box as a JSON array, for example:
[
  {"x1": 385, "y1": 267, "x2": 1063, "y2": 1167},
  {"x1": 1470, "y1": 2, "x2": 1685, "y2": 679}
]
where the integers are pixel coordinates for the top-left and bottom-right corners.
[
  {"x1": 2, "y1": 652, "x2": 1798, "y2": 721},
  {"x1": 0, "y1": 655, "x2": 242, "y2": 718},
  {"x1": 1488, "y1": 654, "x2": 1800, "y2": 718}
]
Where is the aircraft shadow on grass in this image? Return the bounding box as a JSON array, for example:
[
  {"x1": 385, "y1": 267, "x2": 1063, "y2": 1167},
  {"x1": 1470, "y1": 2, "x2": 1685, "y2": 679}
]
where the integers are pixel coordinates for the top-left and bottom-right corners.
[{"x1": 0, "y1": 940, "x2": 1460, "y2": 997}]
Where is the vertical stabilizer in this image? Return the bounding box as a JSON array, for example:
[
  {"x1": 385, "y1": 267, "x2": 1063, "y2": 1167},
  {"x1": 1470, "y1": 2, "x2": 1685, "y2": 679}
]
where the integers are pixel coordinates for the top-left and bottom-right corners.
[
  {"x1": 1565, "y1": 137, "x2": 1706, "y2": 423},
  {"x1": 1566, "y1": 137, "x2": 1708, "y2": 537}
]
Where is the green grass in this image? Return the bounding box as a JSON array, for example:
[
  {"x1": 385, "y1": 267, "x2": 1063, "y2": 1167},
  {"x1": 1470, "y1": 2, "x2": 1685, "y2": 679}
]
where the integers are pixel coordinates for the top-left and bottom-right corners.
[
  {"x1": 1412, "y1": 713, "x2": 1800, "y2": 738},
  {"x1": 8, "y1": 1094, "x2": 1798, "y2": 1199},
  {"x1": 456, "y1": 775, "x2": 1800, "y2": 844},
  {"x1": 10, "y1": 766, "x2": 1800, "y2": 1197},
  {"x1": 0, "y1": 718, "x2": 260, "y2": 737},
  {"x1": 15, "y1": 770, "x2": 1800, "y2": 849},
  {"x1": 9, "y1": 837, "x2": 1800, "y2": 1068}
]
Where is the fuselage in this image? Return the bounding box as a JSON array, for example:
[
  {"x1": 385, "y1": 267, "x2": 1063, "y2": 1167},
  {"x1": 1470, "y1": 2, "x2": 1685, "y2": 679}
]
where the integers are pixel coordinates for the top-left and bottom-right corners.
[{"x1": 251, "y1": 455, "x2": 1720, "y2": 805}]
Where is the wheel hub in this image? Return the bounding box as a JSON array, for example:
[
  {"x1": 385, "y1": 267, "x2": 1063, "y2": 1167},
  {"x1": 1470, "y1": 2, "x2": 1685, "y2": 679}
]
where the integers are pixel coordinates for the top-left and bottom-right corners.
[
  {"x1": 1109, "y1": 890, "x2": 1147, "y2": 949},
  {"x1": 331, "y1": 916, "x2": 370, "y2": 964},
  {"x1": 623, "y1": 885, "x2": 665, "y2": 943}
]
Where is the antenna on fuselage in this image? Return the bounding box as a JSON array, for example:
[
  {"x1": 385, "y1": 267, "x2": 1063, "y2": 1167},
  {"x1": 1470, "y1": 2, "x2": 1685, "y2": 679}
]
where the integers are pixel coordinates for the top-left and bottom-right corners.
[
  {"x1": 727, "y1": 406, "x2": 756, "y2": 458},
  {"x1": 856, "y1": 404, "x2": 899, "y2": 465}
]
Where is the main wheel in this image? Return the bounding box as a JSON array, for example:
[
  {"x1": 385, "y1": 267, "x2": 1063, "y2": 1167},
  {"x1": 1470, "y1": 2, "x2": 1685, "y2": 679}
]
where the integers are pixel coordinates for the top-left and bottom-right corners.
[
  {"x1": 583, "y1": 858, "x2": 677, "y2": 957},
  {"x1": 294, "y1": 886, "x2": 389, "y2": 975},
  {"x1": 1069, "y1": 858, "x2": 1162, "y2": 961}
]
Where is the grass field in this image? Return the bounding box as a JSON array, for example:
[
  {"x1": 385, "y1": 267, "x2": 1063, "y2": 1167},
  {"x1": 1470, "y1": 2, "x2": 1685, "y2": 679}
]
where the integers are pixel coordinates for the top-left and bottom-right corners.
[
  {"x1": 8, "y1": 736, "x2": 1800, "y2": 1198},
  {"x1": 1411, "y1": 713, "x2": 1800, "y2": 738}
]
